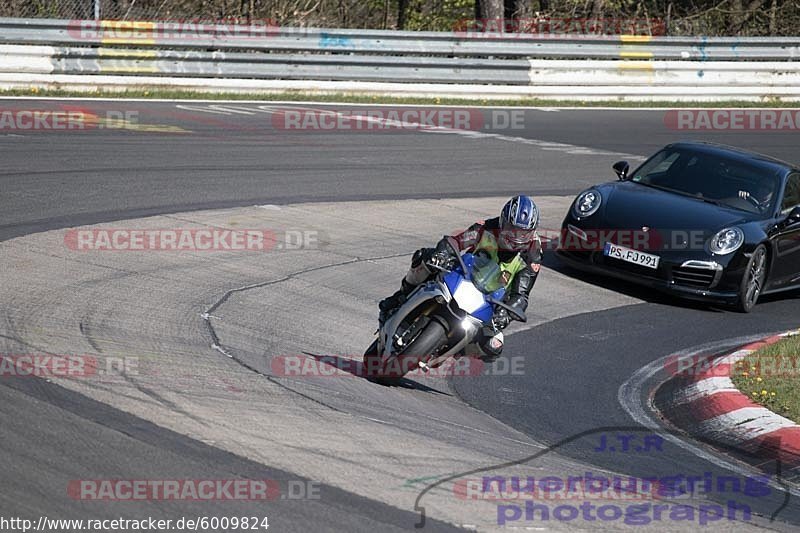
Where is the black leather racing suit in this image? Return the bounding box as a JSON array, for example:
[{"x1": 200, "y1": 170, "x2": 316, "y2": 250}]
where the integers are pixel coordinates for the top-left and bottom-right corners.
[
  {"x1": 449, "y1": 217, "x2": 542, "y2": 314},
  {"x1": 380, "y1": 217, "x2": 543, "y2": 357}
]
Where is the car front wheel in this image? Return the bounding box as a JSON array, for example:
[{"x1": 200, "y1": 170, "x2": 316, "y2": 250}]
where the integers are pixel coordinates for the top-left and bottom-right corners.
[{"x1": 736, "y1": 244, "x2": 767, "y2": 313}]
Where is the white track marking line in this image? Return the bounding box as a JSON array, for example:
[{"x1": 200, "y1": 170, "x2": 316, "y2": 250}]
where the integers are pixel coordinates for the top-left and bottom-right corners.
[
  {"x1": 174, "y1": 104, "x2": 235, "y2": 115},
  {"x1": 175, "y1": 103, "x2": 284, "y2": 115},
  {"x1": 204, "y1": 104, "x2": 262, "y2": 115},
  {"x1": 428, "y1": 129, "x2": 644, "y2": 159},
  {"x1": 180, "y1": 102, "x2": 646, "y2": 160}
]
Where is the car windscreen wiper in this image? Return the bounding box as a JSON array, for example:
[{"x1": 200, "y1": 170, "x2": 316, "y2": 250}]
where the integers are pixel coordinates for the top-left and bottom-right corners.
[
  {"x1": 634, "y1": 181, "x2": 690, "y2": 197},
  {"x1": 635, "y1": 182, "x2": 733, "y2": 209},
  {"x1": 631, "y1": 180, "x2": 669, "y2": 192},
  {"x1": 693, "y1": 196, "x2": 724, "y2": 206}
]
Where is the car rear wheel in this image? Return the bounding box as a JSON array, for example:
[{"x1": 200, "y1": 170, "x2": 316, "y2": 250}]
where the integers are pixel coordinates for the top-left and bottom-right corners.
[{"x1": 736, "y1": 244, "x2": 767, "y2": 313}]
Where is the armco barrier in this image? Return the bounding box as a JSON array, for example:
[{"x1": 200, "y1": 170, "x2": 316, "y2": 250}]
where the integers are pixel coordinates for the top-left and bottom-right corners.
[{"x1": 0, "y1": 18, "x2": 798, "y2": 101}]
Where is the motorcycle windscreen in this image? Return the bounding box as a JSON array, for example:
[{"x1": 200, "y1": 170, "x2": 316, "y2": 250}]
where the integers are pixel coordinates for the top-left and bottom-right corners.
[
  {"x1": 446, "y1": 253, "x2": 501, "y2": 323},
  {"x1": 471, "y1": 254, "x2": 505, "y2": 293}
]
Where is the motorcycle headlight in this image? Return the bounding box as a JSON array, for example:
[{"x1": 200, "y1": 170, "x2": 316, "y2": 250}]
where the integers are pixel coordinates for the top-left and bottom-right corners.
[
  {"x1": 707, "y1": 227, "x2": 744, "y2": 255},
  {"x1": 573, "y1": 190, "x2": 602, "y2": 218}
]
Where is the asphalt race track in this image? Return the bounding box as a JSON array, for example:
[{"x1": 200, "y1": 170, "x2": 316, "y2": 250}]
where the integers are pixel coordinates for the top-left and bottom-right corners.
[
  {"x1": 2, "y1": 99, "x2": 800, "y2": 532},
  {"x1": 4, "y1": 101, "x2": 799, "y2": 241}
]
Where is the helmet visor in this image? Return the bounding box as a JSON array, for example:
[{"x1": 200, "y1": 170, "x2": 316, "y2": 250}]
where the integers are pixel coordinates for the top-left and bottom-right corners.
[{"x1": 500, "y1": 220, "x2": 535, "y2": 248}]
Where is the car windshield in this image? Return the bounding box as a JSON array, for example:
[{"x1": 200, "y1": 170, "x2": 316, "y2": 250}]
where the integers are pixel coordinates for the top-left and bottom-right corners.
[
  {"x1": 470, "y1": 253, "x2": 504, "y2": 294},
  {"x1": 629, "y1": 147, "x2": 781, "y2": 215}
]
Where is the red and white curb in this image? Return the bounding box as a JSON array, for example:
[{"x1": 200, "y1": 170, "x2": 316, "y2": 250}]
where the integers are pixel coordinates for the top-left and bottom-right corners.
[{"x1": 664, "y1": 329, "x2": 800, "y2": 464}]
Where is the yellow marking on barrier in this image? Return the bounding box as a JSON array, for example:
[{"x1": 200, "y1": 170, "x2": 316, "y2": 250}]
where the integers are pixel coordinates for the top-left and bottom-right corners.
[
  {"x1": 617, "y1": 60, "x2": 655, "y2": 84},
  {"x1": 618, "y1": 61, "x2": 655, "y2": 71},
  {"x1": 99, "y1": 20, "x2": 154, "y2": 30},
  {"x1": 99, "y1": 65, "x2": 161, "y2": 74},
  {"x1": 621, "y1": 35, "x2": 652, "y2": 43},
  {"x1": 98, "y1": 45, "x2": 159, "y2": 74},
  {"x1": 99, "y1": 20, "x2": 156, "y2": 45},
  {"x1": 620, "y1": 51, "x2": 654, "y2": 59}
]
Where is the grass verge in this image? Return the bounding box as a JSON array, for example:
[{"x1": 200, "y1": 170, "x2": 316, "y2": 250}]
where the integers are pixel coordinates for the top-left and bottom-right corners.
[
  {"x1": 2, "y1": 88, "x2": 800, "y2": 107},
  {"x1": 731, "y1": 334, "x2": 800, "y2": 423}
]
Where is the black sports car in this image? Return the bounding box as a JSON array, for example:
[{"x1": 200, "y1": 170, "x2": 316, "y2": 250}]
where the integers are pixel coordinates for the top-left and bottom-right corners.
[{"x1": 556, "y1": 142, "x2": 800, "y2": 312}]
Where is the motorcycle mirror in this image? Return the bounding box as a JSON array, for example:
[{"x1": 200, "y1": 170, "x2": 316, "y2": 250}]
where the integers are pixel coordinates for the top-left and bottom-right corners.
[
  {"x1": 443, "y1": 235, "x2": 467, "y2": 275},
  {"x1": 613, "y1": 160, "x2": 630, "y2": 180}
]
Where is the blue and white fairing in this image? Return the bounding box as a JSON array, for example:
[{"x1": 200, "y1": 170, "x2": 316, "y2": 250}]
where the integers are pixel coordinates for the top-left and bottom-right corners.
[
  {"x1": 443, "y1": 253, "x2": 506, "y2": 324},
  {"x1": 378, "y1": 250, "x2": 508, "y2": 362}
]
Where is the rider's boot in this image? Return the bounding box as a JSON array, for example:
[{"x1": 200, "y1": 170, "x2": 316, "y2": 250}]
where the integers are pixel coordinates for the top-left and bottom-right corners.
[
  {"x1": 478, "y1": 329, "x2": 504, "y2": 363},
  {"x1": 379, "y1": 248, "x2": 436, "y2": 325},
  {"x1": 378, "y1": 279, "x2": 415, "y2": 325}
]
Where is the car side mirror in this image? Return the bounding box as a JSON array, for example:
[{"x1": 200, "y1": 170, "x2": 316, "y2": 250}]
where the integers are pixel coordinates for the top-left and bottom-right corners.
[
  {"x1": 613, "y1": 160, "x2": 630, "y2": 181},
  {"x1": 784, "y1": 206, "x2": 800, "y2": 227}
]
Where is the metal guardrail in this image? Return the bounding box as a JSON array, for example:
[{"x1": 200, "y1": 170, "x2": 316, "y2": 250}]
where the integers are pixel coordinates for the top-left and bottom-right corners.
[
  {"x1": 0, "y1": 18, "x2": 799, "y2": 101},
  {"x1": 3, "y1": 45, "x2": 799, "y2": 87},
  {"x1": 1, "y1": 17, "x2": 799, "y2": 60}
]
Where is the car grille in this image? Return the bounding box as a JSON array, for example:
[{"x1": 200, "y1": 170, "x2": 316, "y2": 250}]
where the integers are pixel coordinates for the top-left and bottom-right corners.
[{"x1": 671, "y1": 266, "x2": 717, "y2": 289}]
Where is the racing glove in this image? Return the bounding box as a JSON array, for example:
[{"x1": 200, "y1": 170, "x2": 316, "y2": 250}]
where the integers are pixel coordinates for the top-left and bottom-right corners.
[{"x1": 492, "y1": 308, "x2": 511, "y2": 330}]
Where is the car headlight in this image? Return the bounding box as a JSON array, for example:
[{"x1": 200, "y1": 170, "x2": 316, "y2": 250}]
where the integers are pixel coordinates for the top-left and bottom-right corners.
[
  {"x1": 707, "y1": 227, "x2": 744, "y2": 255},
  {"x1": 573, "y1": 190, "x2": 602, "y2": 218}
]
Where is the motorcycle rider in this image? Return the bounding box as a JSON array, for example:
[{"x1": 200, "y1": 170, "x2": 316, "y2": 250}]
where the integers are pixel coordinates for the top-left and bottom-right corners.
[{"x1": 378, "y1": 195, "x2": 543, "y2": 362}]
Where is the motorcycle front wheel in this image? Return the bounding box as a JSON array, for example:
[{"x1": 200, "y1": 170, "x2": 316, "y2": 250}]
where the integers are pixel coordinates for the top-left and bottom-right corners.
[{"x1": 363, "y1": 321, "x2": 446, "y2": 382}]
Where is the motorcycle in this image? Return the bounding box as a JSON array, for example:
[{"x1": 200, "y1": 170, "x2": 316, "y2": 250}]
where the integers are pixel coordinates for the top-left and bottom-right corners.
[{"x1": 363, "y1": 236, "x2": 526, "y2": 381}]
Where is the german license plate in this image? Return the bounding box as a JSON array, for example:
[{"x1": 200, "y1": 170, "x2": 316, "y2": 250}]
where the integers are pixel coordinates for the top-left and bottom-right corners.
[{"x1": 603, "y1": 242, "x2": 660, "y2": 269}]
